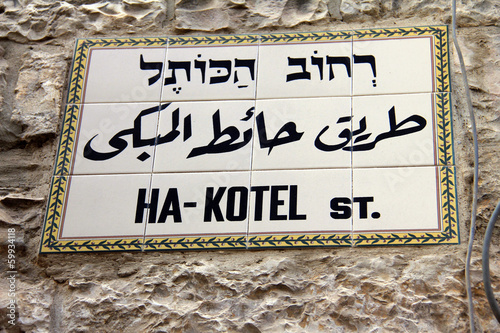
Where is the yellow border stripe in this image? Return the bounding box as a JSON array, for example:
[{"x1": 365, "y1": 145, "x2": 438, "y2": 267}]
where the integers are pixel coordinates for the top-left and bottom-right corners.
[
  {"x1": 169, "y1": 35, "x2": 259, "y2": 46},
  {"x1": 144, "y1": 236, "x2": 247, "y2": 250}
]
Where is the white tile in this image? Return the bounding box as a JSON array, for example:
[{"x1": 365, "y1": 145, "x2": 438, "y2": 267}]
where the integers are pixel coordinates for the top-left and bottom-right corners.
[
  {"x1": 153, "y1": 100, "x2": 255, "y2": 173},
  {"x1": 58, "y1": 174, "x2": 151, "y2": 239},
  {"x1": 161, "y1": 44, "x2": 258, "y2": 101},
  {"x1": 252, "y1": 97, "x2": 352, "y2": 170},
  {"x1": 352, "y1": 166, "x2": 440, "y2": 233},
  {"x1": 257, "y1": 40, "x2": 352, "y2": 99},
  {"x1": 83, "y1": 47, "x2": 166, "y2": 103},
  {"x1": 248, "y1": 169, "x2": 352, "y2": 235},
  {"x1": 144, "y1": 172, "x2": 251, "y2": 238},
  {"x1": 71, "y1": 103, "x2": 160, "y2": 175},
  {"x1": 351, "y1": 93, "x2": 436, "y2": 168},
  {"x1": 352, "y1": 37, "x2": 433, "y2": 96}
]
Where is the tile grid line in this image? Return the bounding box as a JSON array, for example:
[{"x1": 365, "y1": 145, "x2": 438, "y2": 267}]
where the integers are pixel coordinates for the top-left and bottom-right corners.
[
  {"x1": 349, "y1": 30, "x2": 355, "y2": 247},
  {"x1": 245, "y1": 35, "x2": 261, "y2": 249},
  {"x1": 142, "y1": 39, "x2": 170, "y2": 251}
]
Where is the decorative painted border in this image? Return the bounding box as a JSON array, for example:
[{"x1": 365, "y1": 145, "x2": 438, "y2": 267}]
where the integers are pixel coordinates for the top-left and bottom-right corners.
[
  {"x1": 40, "y1": 176, "x2": 68, "y2": 253},
  {"x1": 144, "y1": 236, "x2": 247, "y2": 251},
  {"x1": 41, "y1": 26, "x2": 458, "y2": 253},
  {"x1": 66, "y1": 37, "x2": 168, "y2": 105},
  {"x1": 53, "y1": 105, "x2": 80, "y2": 176},
  {"x1": 142, "y1": 233, "x2": 352, "y2": 251},
  {"x1": 353, "y1": 166, "x2": 459, "y2": 246},
  {"x1": 40, "y1": 174, "x2": 144, "y2": 253},
  {"x1": 41, "y1": 236, "x2": 143, "y2": 253},
  {"x1": 260, "y1": 31, "x2": 352, "y2": 43},
  {"x1": 169, "y1": 34, "x2": 259, "y2": 46},
  {"x1": 436, "y1": 93, "x2": 455, "y2": 165},
  {"x1": 249, "y1": 90, "x2": 459, "y2": 248},
  {"x1": 248, "y1": 234, "x2": 352, "y2": 248},
  {"x1": 353, "y1": 25, "x2": 446, "y2": 39},
  {"x1": 353, "y1": 25, "x2": 450, "y2": 93}
]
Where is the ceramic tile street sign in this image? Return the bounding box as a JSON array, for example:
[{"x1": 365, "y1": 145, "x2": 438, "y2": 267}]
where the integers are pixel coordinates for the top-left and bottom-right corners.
[{"x1": 40, "y1": 26, "x2": 458, "y2": 253}]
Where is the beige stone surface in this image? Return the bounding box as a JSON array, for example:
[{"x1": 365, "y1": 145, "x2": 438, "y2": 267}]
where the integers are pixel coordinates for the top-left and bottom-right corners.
[
  {"x1": 12, "y1": 50, "x2": 66, "y2": 142},
  {"x1": 0, "y1": 0, "x2": 499, "y2": 332}
]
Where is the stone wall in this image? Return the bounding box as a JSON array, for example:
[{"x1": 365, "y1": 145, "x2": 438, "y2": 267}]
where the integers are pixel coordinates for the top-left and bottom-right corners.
[{"x1": 0, "y1": 0, "x2": 499, "y2": 332}]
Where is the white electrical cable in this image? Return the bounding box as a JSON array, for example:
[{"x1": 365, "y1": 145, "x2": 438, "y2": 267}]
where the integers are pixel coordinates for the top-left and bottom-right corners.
[
  {"x1": 482, "y1": 200, "x2": 500, "y2": 323},
  {"x1": 451, "y1": 1, "x2": 480, "y2": 332}
]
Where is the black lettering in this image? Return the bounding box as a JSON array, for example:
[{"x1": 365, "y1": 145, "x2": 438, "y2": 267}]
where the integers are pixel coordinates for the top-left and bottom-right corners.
[
  {"x1": 326, "y1": 56, "x2": 352, "y2": 79},
  {"x1": 158, "y1": 188, "x2": 182, "y2": 223},
  {"x1": 270, "y1": 185, "x2": 288, "y2": 220},
  {"x1": 209, "y1": 59, "x2": 232, "y2": 84},
  {"x1": 135, "y1": 188, "x2": 159, "y2": 223},
  {"x1": 226, "y1": 187, "x2": 248, "y2": 221},
  {"x1": 311, "y1": 54, "x2": 324, "y2": 80},
  {"x1": 164, "y1": 60, "x2": 191, "y2": 86},
  {"x1": 330, "y1": 197, "x2": 351, "y2": 219},
  {"x1": 353, "y1": 196, "x2": 374, "y2": 219},
  {"x1": 286, "y1": 57, "x2": 311, "y2": 81},
  {"x1": 289, "y1": 185, "x2": 306, "y2": 220},
  {"x1": 251, "y1": 186, "x2": 269, "y2": 221},
  {"x1": 140, "y1": 54, "x2": 163, "y2": 85},
  {"x1": 204, "y1": 187, "x2": 226, "y2": 222},
  {"x1": 194, "y1": 56, "x2": 206, "y2": 83}
]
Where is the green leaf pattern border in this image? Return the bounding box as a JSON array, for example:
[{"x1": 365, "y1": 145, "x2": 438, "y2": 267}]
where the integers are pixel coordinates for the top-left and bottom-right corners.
[
  {"x1": 353, "y1": 25, "x2": 450, "y2": 93},
  {"x1": 40, "y1": 26, "x2": 457, "y2": 253}
]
